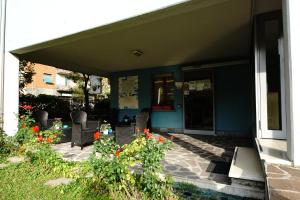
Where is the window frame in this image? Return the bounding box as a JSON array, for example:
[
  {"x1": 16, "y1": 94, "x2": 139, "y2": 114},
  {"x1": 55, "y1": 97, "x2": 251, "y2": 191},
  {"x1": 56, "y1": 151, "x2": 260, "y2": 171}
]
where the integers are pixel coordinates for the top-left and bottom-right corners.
[
  {"x1": 152, "y1": 73, "x2": 175, "y2": 111},
  {"x1": 43, "y1": 73, "x2": 53, "y2": 84}
]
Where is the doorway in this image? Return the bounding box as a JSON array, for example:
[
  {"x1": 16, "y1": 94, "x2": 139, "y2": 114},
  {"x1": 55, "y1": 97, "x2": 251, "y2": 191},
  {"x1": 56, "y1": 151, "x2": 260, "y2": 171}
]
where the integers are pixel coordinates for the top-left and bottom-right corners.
[
  {"x1": 256, "y1": 11, "x2": 286, "y2": 139},
  {"x1": 183, "y1": 70, "x2": 215, "y2": 135}
]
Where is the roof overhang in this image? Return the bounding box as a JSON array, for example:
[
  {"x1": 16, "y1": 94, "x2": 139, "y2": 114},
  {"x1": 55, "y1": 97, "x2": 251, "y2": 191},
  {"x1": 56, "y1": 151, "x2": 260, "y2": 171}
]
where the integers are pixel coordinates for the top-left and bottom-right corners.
[{"x1": 11, "y1": 0, "x2": 281, "y2": 75}]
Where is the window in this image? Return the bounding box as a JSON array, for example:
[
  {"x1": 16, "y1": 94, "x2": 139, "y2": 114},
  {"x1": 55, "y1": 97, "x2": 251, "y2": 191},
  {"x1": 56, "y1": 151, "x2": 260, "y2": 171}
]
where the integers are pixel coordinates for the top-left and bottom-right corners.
[
  {"x1": 152, "y1": 73, "x2": 175, "y2": 111},
  {"x1": 43, "y1": 73, "x2": 53, "y2": 84}
]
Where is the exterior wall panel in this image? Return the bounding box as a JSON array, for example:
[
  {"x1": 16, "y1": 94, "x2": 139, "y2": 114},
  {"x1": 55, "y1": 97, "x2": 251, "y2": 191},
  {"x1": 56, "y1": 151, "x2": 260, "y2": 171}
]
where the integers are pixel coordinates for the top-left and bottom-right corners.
[{"x1": 110, "y1": 64, "x2": 254, "y2": 136}]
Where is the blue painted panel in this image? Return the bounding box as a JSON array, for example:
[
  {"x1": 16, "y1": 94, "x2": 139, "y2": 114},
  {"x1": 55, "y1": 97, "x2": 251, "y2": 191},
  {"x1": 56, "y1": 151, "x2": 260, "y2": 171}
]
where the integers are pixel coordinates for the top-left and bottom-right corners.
[
  {"x1": 110, "y1": 64, "x2": 254, "y2": 134},
  {"x1": 214, "y1": 65, "x2": 254, "y2": 133}
]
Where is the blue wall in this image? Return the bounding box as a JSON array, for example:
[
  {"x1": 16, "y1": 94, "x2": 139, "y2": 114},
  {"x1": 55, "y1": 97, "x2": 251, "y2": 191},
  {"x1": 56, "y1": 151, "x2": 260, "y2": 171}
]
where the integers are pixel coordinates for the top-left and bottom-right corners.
[
  {"x1": 110, "y1": 66, "x2": 183, "y2": 129},
  {"x1": 214, "y1": 65, "x2": 254, "y2": 134},
  {"x1": 110, "y1": 64, "x2": 254, "y2": 134}
]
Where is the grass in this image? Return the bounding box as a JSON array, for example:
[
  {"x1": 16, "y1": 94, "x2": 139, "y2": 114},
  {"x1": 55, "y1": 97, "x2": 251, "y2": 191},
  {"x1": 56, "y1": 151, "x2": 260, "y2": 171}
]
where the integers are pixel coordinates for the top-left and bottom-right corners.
[{"x1": 0, "y1": 159, "x2": 110, "y2": 200}]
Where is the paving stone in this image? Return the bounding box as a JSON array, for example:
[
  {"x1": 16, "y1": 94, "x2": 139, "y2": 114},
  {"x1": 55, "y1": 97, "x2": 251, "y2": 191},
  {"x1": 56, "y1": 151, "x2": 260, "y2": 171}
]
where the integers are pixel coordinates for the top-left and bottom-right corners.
[
  {"x1": 7, "y1": 156, "x2": 26, "y2": 164},
  {"x1": 186, "y1": 175, "x2": 201, "y2": 180},
  {"x1": 267, "y1": 165, "x2": 287, "y2": 175},
  {"x1": 165, "y1": 165, "x2": 177, "y2": 171},
  {"x1": 267, "y1": 164, "x2": 300, "y2": 200},
  {"x1": 44, "y1": 178, "x2": 74, "y2": 187},
  {"x1": 282, "y1": 166, "x2": 300, "y2": 177},
  {"x1": 269, "y1": 190, "x2": 300, "y2": 200},
  {"x1": 173, "y1": 171, "x2": 197, "y2": 177},
  {"x1": 0, "y1": 163, "x2": 9, "y2": 169}
]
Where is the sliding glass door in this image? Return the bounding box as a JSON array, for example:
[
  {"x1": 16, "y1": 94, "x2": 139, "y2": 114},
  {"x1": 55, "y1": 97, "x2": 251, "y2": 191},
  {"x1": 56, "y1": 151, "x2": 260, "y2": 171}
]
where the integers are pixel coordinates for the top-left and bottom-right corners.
[{"x1": 183, "y1": 70, "x2": 214, "y2": 135}]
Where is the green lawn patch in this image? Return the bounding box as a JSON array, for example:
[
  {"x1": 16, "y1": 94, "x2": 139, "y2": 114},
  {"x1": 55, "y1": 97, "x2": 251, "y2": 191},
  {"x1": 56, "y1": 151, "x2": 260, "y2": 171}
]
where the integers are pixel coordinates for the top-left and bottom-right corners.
[{"x1": 0, "y1": 161, "x2": 109, "y2": 200}]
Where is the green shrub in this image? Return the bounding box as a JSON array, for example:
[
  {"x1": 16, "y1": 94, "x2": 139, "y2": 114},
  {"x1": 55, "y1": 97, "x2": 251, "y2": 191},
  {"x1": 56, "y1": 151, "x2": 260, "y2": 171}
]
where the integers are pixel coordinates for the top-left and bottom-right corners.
[
  {"x1": 91, "y1": 130, "x2": 174, "y2": 199},
  {"x1": 16, "y1": 106, "x2": 63, "y2": 145},
  {"x1": 19, "y1": 94, "x2": 71, "y2": 121},
  {"x1": 0, "y1": 119, "x2": 19, "y2": 155}
]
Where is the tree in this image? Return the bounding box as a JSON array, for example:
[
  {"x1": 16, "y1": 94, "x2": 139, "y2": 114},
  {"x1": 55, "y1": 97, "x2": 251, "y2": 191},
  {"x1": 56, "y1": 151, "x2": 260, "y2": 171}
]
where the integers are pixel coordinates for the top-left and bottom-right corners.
[
  {"x1": 65, "y1": 72, "x2": 91, "y2": 112},
  {"x1": 19, "y1": 60, "x2": 35, "y2": 93}
]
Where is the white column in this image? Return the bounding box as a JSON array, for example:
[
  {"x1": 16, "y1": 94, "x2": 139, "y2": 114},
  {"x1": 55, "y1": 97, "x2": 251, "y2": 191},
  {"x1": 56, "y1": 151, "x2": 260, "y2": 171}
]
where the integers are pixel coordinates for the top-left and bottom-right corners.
[
  {"x1": 3, "y1": 52, "x2": 19, "y2": 136},
  {"x1": 0, "y1": 0, "x2": 6, "y2": 131},
  {"x1": 282, "y1": 0, "x2": 300, "y2": 166}
]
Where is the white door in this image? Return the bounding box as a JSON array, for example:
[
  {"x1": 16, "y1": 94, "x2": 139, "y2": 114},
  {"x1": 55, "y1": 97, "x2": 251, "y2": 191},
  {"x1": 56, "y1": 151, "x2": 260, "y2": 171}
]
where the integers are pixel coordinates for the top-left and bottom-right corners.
[{"x1": 256, "y1": 12, "x2": 286, "y2": 139}]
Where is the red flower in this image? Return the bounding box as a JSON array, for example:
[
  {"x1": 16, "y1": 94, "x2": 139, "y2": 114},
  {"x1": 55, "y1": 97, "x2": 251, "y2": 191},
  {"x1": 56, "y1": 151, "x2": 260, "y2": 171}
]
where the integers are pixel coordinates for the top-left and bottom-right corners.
[
  {"x1": 54, "y1": 133, "x2": 59, "y2": 137},
  {"x1": 94, "y1": 131, "x2": 101, "y2": 140},
  {"x1": 146, "y1": 133, "x2": 153, "y2": 140},
  {"x1": 158, "y1": 136, "x2": 165, "y2": 143},
  {"x1": 47, "y1": 137, "x2": 53, "y2": 143},
  {"x1": 37, "y1": 135, "x2": 43, "y2": 142},
  {"x1": 144, "y1": 128, "x2": 150, "y2": 134},
  {"x1": 115, "y1": 149, "x2": 120, "y2": 158},
  {"x1": 20, "y1": 105, "x2": 33, "y2": 110},
  {"x1": 21, "y1": 124, "x2": 26, "y2": 129},
  {"x1": 32, "y1": 125, "x2": 39, "y2": 133}
]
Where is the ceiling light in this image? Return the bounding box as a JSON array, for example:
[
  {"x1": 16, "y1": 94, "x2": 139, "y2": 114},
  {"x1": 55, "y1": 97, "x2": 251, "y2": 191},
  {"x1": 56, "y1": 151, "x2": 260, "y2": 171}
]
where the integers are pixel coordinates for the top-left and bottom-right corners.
[{"x1": 132, "y1": 50, "x2": 143, "y2": 57}]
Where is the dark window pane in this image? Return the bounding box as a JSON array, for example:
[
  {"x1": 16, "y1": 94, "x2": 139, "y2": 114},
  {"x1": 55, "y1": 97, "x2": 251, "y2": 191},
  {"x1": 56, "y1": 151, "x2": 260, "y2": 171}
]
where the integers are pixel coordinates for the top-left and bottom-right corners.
[
  {"x1": 152, "y1": 73, "x2": 175, "y2": 110},
  {"x1": 264, "y1": 19, "x2": 282, "y2": 130}
]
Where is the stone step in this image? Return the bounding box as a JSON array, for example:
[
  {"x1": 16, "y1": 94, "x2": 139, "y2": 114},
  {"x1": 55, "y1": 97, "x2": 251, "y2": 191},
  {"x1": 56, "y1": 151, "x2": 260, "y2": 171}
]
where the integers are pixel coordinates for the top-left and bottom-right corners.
[{"x1": 229, "y1": 147, "x2": 265, "y2": 182}]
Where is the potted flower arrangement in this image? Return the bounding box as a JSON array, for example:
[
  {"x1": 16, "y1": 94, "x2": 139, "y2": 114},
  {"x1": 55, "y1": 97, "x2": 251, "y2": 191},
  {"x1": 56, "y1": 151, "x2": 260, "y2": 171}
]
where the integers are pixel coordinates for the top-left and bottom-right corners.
[{"x1": 100, "y1": 120, "x2": 112, "y2": 135}]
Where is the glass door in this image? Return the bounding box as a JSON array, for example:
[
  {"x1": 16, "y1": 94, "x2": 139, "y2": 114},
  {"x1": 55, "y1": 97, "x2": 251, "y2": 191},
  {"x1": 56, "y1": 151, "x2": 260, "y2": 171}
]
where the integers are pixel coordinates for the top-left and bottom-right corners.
[
  {"x1": 257, "y1": 12, "x2": 286, "y2": 139},
  {"x1": 183, "y1": 70, "x2": 214, "y2": 135}
]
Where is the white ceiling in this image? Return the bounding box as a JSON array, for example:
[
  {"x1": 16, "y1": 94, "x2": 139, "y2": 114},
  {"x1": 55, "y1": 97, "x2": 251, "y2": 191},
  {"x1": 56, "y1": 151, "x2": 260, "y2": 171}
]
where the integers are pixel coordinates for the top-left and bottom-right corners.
[{"x1": 12, "y1": 0, "x2": 281, "y2": 75}]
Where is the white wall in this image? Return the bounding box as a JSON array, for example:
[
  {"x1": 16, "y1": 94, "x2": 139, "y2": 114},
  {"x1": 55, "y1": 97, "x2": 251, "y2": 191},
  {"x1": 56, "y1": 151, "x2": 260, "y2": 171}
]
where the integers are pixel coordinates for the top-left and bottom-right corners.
[
  {"x1": 56, "y1": 74, "x2": 66, "y2": 86},
  {"x1": 282, "y1": 0, "x2": 300, "y2": 166},
  {"x1": 5, "y1": 0, "x2": 188, "y2": 51},
  {"x1": 3, "y1": 52, "x2": 19, "y2": 136}
]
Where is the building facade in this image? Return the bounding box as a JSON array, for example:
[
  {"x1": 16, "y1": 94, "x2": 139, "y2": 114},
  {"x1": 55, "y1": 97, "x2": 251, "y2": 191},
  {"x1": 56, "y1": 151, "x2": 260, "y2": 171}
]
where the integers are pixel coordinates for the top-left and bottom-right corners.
[
  {"x1": 23, "y1": 64, "x2": 75, "y2": 96},
  {"x1": 0, "y1": 0, "x2": 300, "y2": 168}
]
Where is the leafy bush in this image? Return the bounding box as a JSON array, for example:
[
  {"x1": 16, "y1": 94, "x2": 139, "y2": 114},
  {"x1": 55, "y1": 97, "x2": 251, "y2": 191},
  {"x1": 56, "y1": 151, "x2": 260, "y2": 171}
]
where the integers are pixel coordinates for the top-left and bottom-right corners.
[
  {"x1": 91, "y1": 129, "x2": 175, "y2": 199},
  {"x1": 16, "y1": 105, "x2": 63, "y2": 145},
  {"x1": 19, "y1": 94, "x2": 71, "y2": 121},
  {"x1": 0, "y1": 118, "x2": 19, "y2": 155}
]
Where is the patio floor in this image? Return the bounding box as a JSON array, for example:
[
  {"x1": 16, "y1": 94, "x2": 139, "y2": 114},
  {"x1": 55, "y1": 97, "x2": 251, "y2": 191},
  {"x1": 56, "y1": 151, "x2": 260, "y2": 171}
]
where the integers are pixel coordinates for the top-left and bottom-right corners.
[
  {"x1": 162, "y1": 133, "x2": 251, "y2": 185},
  {"x1": 52, "y1": 133, "x2": 251, "y2": 185}
]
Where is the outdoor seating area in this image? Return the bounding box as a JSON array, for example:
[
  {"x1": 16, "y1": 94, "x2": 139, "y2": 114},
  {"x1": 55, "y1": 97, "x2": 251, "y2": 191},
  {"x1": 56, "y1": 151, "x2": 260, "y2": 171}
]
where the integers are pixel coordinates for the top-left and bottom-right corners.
[{"x1": 33, "y1": 109, "x2": 151, "y2": 149}]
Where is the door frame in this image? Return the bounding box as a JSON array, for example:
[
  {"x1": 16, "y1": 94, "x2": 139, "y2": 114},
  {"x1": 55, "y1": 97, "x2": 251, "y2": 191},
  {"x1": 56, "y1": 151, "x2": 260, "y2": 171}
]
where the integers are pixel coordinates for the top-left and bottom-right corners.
[
  {"x1": 255, "y1": 11, "x2": 287, "y2": 139},
  {"x1": 182, "y1": 68, "x2": 215, "y2": 135}
]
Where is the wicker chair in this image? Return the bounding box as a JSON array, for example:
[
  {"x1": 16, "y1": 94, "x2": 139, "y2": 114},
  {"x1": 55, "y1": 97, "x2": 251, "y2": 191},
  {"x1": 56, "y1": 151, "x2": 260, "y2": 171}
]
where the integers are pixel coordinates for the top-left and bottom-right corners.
[
  {"x1": 34, "y1": 110, "x2": 50, "y2": 131},
  {"x1": 115, "y1": 112, "x2": 149, "y2": 145},
  {"x1": 70, "y1": 111, "x2": 99, "y2": 150},
  {"x1": 135, "y1": 112, "x2": 149, "y2": 135}
]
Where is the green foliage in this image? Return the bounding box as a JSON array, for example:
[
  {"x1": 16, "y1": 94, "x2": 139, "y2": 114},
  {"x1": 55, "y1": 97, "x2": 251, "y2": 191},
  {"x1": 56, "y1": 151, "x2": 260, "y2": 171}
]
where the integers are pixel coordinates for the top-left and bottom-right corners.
[
  {"x1": 137, "y1": 138, "x2": 173, "y2": 199},
  {"x1": 15, "y1": 109, "x2": 35, "y2": 144},
  {"x1": 0, "y1": 160, "x2": 110, "y2": 200},
  {"x1": 91, "y1": 133, "x2": 174, "y2": 199},
  {"x1": 0, "y1": 126, "x2": 19, "y2": 155},
  {"x1": 94, "y1": 136, "x2": 119, "y2": 155},
  {"x1": 19, "y1": 94, "x2": 71, "y2": 121},
  {"x1": 19, "y1": 60, "x2": 35, "y2": 93},
  {"x1": 16, "y1": 107, "x2": 63, "y2": 145}
]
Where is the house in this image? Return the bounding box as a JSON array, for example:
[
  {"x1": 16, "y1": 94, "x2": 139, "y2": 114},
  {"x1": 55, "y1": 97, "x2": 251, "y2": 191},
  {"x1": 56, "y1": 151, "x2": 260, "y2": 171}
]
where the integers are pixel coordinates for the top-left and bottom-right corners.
[
  {"x1": 23, "y1": 64, "x2": 75, "y2": 97},
  {"x1": 0, "y1": 0, "x2": 300, "y2": 198}
]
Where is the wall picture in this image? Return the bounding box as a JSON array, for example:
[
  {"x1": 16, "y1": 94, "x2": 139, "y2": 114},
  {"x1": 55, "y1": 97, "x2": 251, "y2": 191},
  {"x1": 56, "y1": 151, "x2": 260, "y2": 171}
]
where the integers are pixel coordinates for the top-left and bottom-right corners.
[{"x1": 118, "y1": 75, "x2": 138, "y2": 109}]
